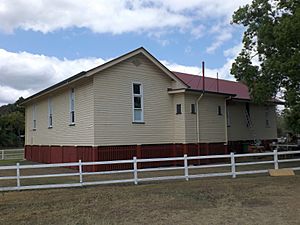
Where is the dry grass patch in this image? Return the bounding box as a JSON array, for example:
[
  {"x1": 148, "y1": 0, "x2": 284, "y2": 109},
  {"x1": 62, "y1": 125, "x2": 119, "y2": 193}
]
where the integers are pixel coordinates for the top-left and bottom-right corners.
[{"x1": 0, "y1": 173, "x2": 300, "y2": 225}]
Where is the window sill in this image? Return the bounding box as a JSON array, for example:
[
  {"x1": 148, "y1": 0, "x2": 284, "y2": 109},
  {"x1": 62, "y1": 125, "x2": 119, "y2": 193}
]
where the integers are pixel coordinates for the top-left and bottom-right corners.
[
  {"x1": 191, "y1": 112, "x2": 196, "y2": 114},
  {"x1": 69, "y1": 123, "x2": 76, "y2": 126},
  {"x1": 132, "y1": 121, "x2": 145, "y2": 124},
  {"x1": 48, "y1": 126, "x2": 53, "y2": 129},
  {"x1": 176, "y1": 113, "x2": 182, "y2": 115}
]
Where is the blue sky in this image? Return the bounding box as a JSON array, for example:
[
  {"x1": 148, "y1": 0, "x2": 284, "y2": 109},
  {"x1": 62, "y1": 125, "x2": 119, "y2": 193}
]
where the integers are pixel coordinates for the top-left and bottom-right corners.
[{"x1": 0, "y1": 0, "x2": 251, "y2": 105}]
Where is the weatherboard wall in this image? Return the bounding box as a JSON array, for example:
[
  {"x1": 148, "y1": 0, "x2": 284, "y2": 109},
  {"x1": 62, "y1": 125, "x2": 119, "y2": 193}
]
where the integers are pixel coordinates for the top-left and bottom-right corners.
[
  {"x1": 93, "y1": 54, "x2": 176, "y2": 146},
  {"x1": 197, "y1": 95, "x2": 227, "y2": 143},
  {"x1": 227, "y1": 102, "x2": 277, "y2": 141},
  {"x1": 25, "y1": 78, "x2": 94, "y2": 146}
]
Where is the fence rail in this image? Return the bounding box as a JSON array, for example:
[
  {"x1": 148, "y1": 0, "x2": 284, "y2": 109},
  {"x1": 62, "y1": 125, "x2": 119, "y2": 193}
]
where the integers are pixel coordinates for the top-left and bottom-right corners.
[
  {"x1": 0, "y1": 149, "x2": 24, "y2": 160},
  {"x1": 0, "y1": 150, "x2": 299, "y2": 191}
]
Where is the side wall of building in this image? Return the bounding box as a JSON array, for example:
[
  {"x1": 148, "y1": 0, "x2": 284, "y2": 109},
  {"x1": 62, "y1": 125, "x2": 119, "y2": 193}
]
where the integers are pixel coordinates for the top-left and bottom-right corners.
[
  {"x1": 198, "y1": 95, "x2": 227, "y2": 143},
  {"x1": 227, "y1": 102, "x2": 277, "y2": 141},
  {"x1": 93, "y1": 54, "x2": 176, "y2": 146},
  {"x1": 25, "y1": 78, "x2": 94, "y2": 146},
  {"x1": 183, "y1": 94, "x2": 227, "y2": 143}
]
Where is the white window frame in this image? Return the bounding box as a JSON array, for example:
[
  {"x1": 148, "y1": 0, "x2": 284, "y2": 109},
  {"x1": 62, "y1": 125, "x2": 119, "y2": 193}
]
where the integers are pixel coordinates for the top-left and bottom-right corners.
[
  {"x1": 48, "y1": 97, "x2": 53, "y2": 128},
  {"x1": 132, "y1": 82, "x2": 144, "y2": 123},
  {"x1": 70, "y1": 88, "x2": 75, "y2": 125},
  {"x1": 32, "y1": 104, "x2": 36, "y2": 130}
]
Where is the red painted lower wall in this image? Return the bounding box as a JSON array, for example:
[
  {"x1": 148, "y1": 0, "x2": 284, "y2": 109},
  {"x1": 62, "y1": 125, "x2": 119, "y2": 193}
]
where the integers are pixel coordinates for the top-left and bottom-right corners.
[
  {"x1": 25, "y1": 140, "x2": 274, "y2": 172},
  {"x1": 25, "y1": 142, "x2": 227, "y2": 171}
]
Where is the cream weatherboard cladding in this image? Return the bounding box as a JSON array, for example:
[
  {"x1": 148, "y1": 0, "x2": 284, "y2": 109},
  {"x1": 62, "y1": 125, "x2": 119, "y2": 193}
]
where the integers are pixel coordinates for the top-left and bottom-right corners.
[
  {"x1": 184, "y1": 94, "x2": 197, "y2": 143},
  {"x1": 173, "y1": 93, "x2": 185, "y2": 143},
  {"x1": 227, "y1": 102, "x2": 277, "y2": 141},
  {"x1": 93, "y1": 55, "x2": 175, "y2": 146},
  {"x1": 197, "y1": 95, "x2": 227, "y2": 143},
  {"x1": 25, "y1": 78, "x2": 94, "y2": 146}
]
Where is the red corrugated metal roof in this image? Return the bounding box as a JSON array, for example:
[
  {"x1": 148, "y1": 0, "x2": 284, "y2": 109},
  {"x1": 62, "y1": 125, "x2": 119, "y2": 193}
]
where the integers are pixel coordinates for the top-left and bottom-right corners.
[{"x1": 173, "y1": 71, "x2": 250, "y2": 100}]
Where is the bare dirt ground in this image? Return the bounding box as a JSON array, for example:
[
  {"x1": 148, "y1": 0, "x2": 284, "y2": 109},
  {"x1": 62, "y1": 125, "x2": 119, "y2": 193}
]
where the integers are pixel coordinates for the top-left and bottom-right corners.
[{"x1": 0, "y1": 158, "x2": 299, "y2": 225}]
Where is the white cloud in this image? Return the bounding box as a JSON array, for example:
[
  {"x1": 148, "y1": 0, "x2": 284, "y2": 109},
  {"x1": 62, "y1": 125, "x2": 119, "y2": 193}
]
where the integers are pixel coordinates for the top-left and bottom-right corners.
[
  {"x1": 0, "y1": 49, "x2": 105, "y2": 105},
  {"x1": 0, "y1": 85, "x2": 31, "y2": 105},
  {"x1": 206, "y1": 24, "x2": 234, "y2": 54},
  {"x1": 223, "y1": 43, "x2": 243, "y2": 58},
  {"x1": 0, "y1": 0, "x2": 251, "y2": 36},
  {"x1": 164, "y1": 42, "x2": 244, "y2": 81}
]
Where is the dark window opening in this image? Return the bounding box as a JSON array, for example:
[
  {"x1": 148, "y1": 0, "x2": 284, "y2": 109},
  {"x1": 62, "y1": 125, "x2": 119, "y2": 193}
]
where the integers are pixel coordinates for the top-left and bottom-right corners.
[
  {"x1": 70, "y1": 111, "x2": 75, "y2": 124},
  {"x1": 133, "y1": 83, "x2": 141, "y2": 94},
  {"x1": 191, "y1": 104, "x2": 196, "y2": 114},
  {"x1": 49, "y1": 114, "x2": 53, "y2": 127},
  {"x1": 266, "y1": 119, "x2": 270, "y2": 127},
  {"x1": 245, "y1": 103, "x2": 250, "y2": 127},
  {"x1": 176, "y1": 104, "x2": 182, "y2": 114},
  {"x1": 218, "y1": 106, "x2": 222, "y2": 115},
  {"x1": 134, "y1": 96, "x2": 141, "y2": 108}
]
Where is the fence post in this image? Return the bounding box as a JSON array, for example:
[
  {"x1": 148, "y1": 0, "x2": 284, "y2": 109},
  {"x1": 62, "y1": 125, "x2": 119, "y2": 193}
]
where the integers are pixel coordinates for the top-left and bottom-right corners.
[
  {"x1": 184, "y1": 154, "x2": 189, "y2": 181},
  {"x1": 273, "y1": 150, "x2": 279, "y2": 170},
  {"x1": 79, "y1": 160, "x2": 83, "y2": 184},
  {"x1": 230, "y1": 152, "x2": 236, "y2": 178},
  {"x1": 2, "y1": 150, "x2": 4, "y2": 160},
  {"x1": 16, "y1": 162, "x2": 20, "y2": 188},
  {"x1": 133, "y1": 157, "x2": 138, "y2": 185}
]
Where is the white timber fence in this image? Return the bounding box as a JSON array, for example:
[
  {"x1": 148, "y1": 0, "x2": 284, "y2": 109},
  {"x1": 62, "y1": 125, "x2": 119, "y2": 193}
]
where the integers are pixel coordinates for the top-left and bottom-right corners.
[
  {"x1": 0, "y1": 150, "x2": 299, "y2": 192},
  {"x1": 0, "y1": 149, "x2": 24, "y2": 160}
]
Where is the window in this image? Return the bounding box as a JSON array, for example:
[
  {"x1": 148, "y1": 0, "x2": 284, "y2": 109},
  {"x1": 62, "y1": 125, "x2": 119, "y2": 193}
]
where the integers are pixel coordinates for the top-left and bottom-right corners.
[
  {"x1": 32, "y1": 104, "x2": 36, "y2": 130},
  {"x1": 218, "y1": 106, "x2": 222, "y2": 115},
  {"x1": 176, "y1": 104, "x2": 182, "y2": 114},
  {"x1": 226, "y1": 109, "x2": 231, "y2": 127},
  {"x1": 48, "y1": 98, "x2": 53, "y2": 128},
  {"x1": 132, "y1": 83, "x2": 144, "y2": 122},
  {"x1": 245, "y1": 103, "x2": 250, "y2": 127},
  {"x1": 191, "y1": 104, "x2": 196, "y2": 114},
  {"x1": 265, "y1": 107, "x2": 270, "y2": 128},
  {"x1": 70, "y1": 88, "x2": 75, "y2": 124}
]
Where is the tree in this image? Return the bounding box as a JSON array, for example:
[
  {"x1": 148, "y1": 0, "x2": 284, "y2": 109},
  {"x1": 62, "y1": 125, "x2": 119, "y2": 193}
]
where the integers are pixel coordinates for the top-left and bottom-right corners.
[
  {"x1": 0, "y1": 97, "x2": 25, "y2": 148},
  {"x1": 231, "y1": 0, "x2": 300, "y2": 134}
]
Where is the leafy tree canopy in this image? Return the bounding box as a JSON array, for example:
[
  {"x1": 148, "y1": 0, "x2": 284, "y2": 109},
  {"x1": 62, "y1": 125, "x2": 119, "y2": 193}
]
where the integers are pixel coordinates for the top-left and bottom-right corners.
[
  {"x1": 0, "y1": 97, "x2": 25, "y2": 148},
  {"x1": 231, "y1": 0, "x2": 300, "y2": 133}
]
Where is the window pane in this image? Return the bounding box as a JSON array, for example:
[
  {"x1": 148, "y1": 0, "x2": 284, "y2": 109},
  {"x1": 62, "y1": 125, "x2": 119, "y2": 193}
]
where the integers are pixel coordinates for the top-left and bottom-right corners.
[
  {"x1": 134, "y1": 97, "x2": 141, "y2": 108},
  {"x1": 218, "y1": 106, "x2": 222, "y2": 115},
  {"x1": 49, "y1": 114, "x2": 53, "y2": 127},
  {"x1": 176, "y1": 104, "x2": 181, "y2": 114},
  {"x1": 71, "y1": 111, "x2": 75, "y2": 123},
  {"x1": 191, "y1": 104, "x2": 196, "y2": 114},
  {"x1": 134, "y1": 109, "x2": 142, "y2": 121},
  {"x1": 133, "y1": 84, "x2": 140, "y2": 94},
  {"x1": 70, "y1": 89, "x2": 75, "y2": 111}
]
